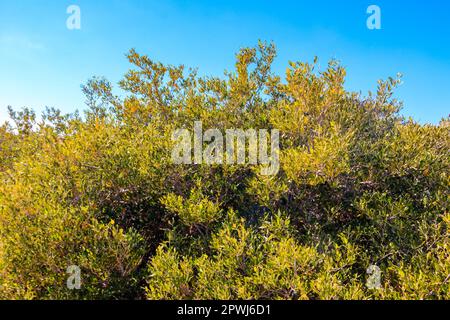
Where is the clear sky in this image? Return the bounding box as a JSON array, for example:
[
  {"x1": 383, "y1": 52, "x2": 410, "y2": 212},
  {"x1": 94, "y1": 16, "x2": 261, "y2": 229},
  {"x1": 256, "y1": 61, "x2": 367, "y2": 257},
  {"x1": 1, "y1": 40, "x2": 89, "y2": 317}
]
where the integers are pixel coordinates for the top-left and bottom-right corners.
[{"x1": 0, "y1": 0, "x2": 449, "y2": 124}]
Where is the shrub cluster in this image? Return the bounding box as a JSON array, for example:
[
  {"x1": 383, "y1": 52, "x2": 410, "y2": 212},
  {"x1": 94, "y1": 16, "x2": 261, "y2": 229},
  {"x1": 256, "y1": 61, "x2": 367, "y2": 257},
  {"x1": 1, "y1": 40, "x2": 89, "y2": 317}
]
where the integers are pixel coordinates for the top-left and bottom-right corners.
[{"x1": 0, "y1": 42, "x2": 448, "y2": 299}]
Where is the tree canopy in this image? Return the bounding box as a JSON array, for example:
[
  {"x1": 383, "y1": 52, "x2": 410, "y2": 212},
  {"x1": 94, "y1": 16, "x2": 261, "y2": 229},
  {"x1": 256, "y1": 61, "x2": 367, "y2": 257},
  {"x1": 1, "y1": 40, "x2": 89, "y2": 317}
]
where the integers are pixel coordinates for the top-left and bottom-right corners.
[{"x1": 0, "y1": 42, "x2": 449, "y2": 300}]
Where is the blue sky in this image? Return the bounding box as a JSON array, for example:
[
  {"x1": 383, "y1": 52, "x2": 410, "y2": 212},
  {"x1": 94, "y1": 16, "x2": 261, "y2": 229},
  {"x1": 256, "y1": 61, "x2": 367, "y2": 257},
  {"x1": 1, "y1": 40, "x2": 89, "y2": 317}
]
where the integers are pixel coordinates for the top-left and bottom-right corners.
[{"x1": 0, "y1": 0, "x2": 449, "y2": 124}]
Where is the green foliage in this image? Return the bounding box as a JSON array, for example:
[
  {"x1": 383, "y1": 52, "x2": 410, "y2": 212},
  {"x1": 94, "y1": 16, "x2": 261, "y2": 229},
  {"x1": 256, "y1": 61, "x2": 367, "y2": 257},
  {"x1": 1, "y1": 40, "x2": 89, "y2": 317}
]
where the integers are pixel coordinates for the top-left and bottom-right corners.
[
  {"x1": 161, "y1": 183, "x2": 222, "y2": 226},
  {"x1": 0, "y1": 42, "x2": 449, "y2": 300}
]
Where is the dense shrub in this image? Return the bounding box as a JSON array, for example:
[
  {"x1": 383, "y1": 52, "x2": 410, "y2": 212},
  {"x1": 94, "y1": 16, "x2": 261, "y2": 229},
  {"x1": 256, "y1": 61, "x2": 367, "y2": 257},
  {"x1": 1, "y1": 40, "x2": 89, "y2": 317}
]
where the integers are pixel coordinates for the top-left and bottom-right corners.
[{"x1": 0, "y1": 42, "x2": 448, "y2": 299}]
